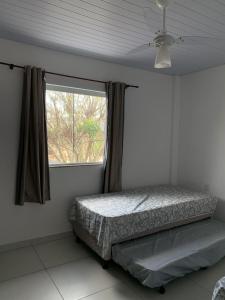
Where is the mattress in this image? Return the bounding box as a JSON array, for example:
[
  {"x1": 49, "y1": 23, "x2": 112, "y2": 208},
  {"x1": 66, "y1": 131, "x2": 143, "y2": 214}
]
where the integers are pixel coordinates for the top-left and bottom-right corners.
[
  {"x1": 112, "y1": 219, "x2": 225, "y2": 288},
  {"x1": 70, "y1": 185, "x2": 217, "y2": 259}
]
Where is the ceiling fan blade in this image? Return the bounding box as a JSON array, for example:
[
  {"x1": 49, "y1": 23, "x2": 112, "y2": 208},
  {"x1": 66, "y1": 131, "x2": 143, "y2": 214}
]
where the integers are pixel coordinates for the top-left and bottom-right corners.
[
  {"x1": 127, "y1": 43, "x2": 154, "y2": 55},
  {"x1": 176, "y1": 36, "x2": 225, "y2": 46}
]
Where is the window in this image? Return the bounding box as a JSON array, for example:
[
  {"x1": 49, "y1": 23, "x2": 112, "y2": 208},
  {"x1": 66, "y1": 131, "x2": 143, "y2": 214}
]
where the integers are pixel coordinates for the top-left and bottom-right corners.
[{"x1": 46, "y1": 84, "x2": 107, "y2": 166}]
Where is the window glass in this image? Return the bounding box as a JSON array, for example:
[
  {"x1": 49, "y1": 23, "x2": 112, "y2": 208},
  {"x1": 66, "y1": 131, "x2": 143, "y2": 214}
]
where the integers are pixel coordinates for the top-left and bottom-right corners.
[{"x1": 46, "y1": 85, "x2": 107, "y2": 166}]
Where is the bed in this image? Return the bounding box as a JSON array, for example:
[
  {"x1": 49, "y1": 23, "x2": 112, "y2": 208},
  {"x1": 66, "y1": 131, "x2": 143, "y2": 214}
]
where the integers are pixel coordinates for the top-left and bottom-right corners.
[
  {"x1": 112, "y1": 219, "x2": 225, "y2": 290},
  {"x1": 70, "y1": 185, "x2": 217, "y2": 261}
]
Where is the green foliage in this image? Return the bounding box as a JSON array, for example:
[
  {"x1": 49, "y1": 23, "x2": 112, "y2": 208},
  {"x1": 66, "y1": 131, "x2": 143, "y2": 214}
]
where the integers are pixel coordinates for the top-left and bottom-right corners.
[
  {"x1": 46, "y1": 90, "x2": 106, "y2": 164},
  {"x1": 78, "y1": 118, "x2": 101, "y2": 139}
]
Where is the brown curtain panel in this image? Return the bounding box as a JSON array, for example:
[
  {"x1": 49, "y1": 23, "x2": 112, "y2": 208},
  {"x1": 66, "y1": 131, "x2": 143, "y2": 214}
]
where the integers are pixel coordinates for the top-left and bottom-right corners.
[
  {"x1": 103, "y1": 82, "x2": 127, "y2": 193},
  {"x1": 16, "y1": 66, "x2": 50, "y2": 205}
]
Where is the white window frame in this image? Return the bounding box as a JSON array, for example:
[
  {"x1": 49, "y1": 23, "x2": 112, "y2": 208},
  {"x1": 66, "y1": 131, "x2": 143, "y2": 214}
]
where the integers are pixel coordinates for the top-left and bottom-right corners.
[{"x1": 46, "y1": 84, "x2": 107, "y2": 168}]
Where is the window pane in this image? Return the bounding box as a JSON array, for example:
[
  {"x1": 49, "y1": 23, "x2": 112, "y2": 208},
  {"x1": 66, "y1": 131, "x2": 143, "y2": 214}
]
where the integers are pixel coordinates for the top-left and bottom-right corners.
[{"x1": 46, "y1": 87, "x2": 107, "y2": 165}]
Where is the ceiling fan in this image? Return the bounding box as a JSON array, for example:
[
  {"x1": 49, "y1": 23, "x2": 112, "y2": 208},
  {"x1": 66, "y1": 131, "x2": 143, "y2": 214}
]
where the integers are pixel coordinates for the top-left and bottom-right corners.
[{"x1": 129, "y1": 0, "x2": 224, "y2": 69}]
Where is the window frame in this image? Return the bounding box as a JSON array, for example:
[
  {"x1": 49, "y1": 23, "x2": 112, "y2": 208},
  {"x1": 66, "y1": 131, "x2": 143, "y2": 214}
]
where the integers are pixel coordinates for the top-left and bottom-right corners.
[{"x1": 46, "y1": 84, "x2": 107, "y2": 168}]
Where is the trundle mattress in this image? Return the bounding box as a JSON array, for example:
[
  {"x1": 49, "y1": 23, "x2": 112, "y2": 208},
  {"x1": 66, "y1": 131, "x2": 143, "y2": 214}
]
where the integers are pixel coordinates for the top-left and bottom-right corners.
[
  {"x1": 112, "y1": 219, "x2": 225, "y2": 288},
  {"x1": 70, "y1": 185, "x2": 217, "y2": 259}
]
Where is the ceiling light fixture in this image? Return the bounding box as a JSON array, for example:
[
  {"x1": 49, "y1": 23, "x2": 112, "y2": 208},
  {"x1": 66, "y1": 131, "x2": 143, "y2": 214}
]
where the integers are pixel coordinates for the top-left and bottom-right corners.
[{"x1": 154, "y1": 44, "x2": 171, "y2": 68}]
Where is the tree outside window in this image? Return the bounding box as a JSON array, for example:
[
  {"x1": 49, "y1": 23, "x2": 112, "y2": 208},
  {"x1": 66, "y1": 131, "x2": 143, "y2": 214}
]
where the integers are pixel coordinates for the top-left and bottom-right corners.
[{"x1": 46, "y1": 86, "x2": 107, "y2": 165}]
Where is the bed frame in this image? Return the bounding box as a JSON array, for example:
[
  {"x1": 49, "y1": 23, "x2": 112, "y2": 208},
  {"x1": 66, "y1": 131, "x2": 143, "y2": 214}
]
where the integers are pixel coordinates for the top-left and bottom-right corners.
[{"x1": 72, "y1": 213, "x2": 212, "y2": 269}]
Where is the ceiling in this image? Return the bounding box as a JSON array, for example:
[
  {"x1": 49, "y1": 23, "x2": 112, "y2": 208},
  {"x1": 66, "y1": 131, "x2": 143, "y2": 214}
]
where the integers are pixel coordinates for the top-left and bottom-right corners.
[{"x1": 1, "y1": 0, "x2": 225, "y2": 75}]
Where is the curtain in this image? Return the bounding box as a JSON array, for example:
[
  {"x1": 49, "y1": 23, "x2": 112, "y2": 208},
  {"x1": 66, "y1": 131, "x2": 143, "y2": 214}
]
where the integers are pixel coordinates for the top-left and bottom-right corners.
[
  {"x1": 16, "y1": 66, "x2": 50, "y2": 205},
  {"x1": 103, "y1": 82, "x2": 127, "y2": 193}
]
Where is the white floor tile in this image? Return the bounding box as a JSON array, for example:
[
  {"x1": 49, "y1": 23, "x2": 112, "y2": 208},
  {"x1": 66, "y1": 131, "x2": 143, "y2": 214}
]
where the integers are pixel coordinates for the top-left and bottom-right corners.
[
  {"x1": 0, "y1": 246, "x2": 43, "y2": 282},
  {"x1": 83, "y1": 284, "x2": 143, "y2": 300},
  {"x1": 0, "y1": 271, "x2": 62, "y2": 300},
  {"x1": 34, "y1": 237, "x2": 91, "y2": 268},
  {"x1": 48, "y1": 257, "x2": 119, "y2": 300},
  {"x1": 0, "y1": 238, "x2": 220, "y2": 300}
]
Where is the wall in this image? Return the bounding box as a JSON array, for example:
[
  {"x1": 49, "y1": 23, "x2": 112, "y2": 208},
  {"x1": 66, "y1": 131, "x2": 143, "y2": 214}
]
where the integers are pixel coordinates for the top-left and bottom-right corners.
[
  {"x1": 178, "y1": 65, "x2": 225, "y2": 220},
  {"x1": 0, "y1": 39, "x2": 174, "y2": 246}
]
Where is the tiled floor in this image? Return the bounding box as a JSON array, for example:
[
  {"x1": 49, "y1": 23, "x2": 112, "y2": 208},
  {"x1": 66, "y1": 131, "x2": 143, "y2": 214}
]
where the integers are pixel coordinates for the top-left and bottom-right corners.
[{"x1": 0, "y1": 235, "x2": 221, "y2": 300}]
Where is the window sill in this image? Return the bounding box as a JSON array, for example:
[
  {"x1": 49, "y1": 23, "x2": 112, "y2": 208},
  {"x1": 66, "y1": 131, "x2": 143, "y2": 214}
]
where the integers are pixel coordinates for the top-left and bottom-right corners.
[{"x1": 49, "y1": 162, "x2": 104, "y2": 168}]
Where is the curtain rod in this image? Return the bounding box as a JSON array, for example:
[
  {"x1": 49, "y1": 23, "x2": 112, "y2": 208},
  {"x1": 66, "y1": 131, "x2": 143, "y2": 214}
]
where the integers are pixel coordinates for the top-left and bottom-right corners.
[{"x1": 0, "y1": 61, "x2": 139, "y2": 89}]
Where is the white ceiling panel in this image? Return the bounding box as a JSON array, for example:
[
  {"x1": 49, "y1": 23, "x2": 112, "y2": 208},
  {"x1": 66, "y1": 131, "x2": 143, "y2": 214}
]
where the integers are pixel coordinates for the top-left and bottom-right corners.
[{"x1": 1, "y1": 0, "x2": 225, "y2": 75}]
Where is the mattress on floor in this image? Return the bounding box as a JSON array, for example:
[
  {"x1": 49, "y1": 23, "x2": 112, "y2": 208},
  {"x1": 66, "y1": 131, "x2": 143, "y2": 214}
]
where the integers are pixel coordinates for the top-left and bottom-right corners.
[
  {"x1": 70, "y1": 185, "x2": 217, "y2": 259},
  {"x1": 112, "y1": 219, "x2": 225, "y2": 289}
]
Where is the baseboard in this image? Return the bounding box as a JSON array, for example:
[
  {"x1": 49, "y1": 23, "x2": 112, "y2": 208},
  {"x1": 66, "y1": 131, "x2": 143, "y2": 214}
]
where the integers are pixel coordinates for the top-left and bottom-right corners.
[{"x1": 0, "y1": 230, "x2": 73, "y2": 253}]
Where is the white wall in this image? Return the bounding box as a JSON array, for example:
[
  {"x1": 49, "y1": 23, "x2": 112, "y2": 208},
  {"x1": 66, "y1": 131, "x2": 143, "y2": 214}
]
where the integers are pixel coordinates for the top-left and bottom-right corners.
[
  {"x1": 0, "y1": 39, "x2": 174, "y2": 246},
  {"x1": 178, "y1": 65, "x2": 225, "y2": 221}
]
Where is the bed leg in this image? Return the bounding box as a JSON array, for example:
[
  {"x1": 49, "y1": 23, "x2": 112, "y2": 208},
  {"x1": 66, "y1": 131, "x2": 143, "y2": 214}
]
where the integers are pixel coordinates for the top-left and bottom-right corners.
[
  {"x1": 158, "y1": 286, "x2": 166, "y2": 294},
  {"x1": 101, "y1": 260, "x2": 110, "y2": 270},
  {"x1": 75, "y1": 236, "x2": 81, "y2": 243},
  {"x1": 72, "y1": 229, "x2": 81, "y2": 244}
]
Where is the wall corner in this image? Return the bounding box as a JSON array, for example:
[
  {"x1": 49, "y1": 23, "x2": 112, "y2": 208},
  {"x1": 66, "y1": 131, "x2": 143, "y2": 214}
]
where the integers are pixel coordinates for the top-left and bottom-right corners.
[{"x1": 170, "y1": 75, "x2": 181, "y2": 185}]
